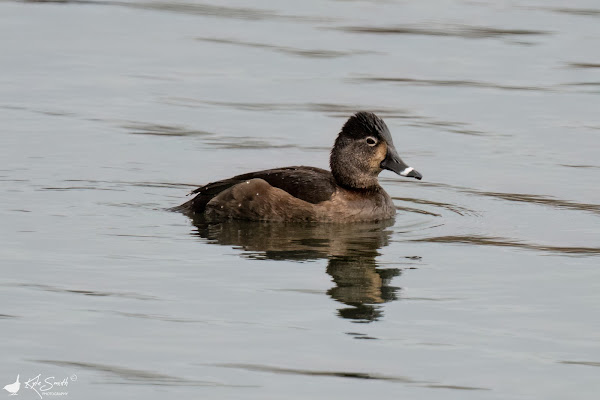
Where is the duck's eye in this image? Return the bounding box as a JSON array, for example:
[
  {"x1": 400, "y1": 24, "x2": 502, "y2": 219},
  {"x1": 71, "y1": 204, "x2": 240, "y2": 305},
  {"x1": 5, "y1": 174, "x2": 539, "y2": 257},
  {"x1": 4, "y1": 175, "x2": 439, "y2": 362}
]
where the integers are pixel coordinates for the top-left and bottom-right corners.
[{"x1": 366, "y1": 137, "x2": 377, "y2": 146}]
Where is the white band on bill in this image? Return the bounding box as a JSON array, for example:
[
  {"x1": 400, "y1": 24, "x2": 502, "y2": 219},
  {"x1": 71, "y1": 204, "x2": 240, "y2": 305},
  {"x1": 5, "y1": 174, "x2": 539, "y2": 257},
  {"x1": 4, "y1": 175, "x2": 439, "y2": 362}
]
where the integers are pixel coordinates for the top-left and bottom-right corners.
[{"x1": 400, "y1": 167, "x2": 414, "y2": 176}]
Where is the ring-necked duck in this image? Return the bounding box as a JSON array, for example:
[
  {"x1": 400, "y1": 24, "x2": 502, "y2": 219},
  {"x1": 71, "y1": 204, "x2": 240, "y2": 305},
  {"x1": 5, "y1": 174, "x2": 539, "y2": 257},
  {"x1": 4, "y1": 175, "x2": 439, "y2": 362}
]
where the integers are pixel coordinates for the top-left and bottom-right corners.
[{"x1": 173, "y1": 112, "x2": 422, "y2": 222}]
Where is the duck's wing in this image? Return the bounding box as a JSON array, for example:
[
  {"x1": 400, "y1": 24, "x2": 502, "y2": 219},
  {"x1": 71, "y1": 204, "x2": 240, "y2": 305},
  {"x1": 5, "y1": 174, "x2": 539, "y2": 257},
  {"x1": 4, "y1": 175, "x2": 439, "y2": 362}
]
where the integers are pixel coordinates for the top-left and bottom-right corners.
[{"x1": 173, "y1": 166, "x2": 337, "y2": 214}]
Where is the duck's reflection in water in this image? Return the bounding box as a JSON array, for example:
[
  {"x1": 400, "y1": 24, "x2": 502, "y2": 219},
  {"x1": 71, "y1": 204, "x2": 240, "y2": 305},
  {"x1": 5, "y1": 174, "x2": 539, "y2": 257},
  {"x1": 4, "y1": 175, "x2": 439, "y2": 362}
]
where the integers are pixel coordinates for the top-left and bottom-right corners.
[
  {"x1": 327, "y1": 255, "x2": 400, "y2": 322},
  {"x1": 190, "y1": 216, "x2": 402, "y2": 322}
]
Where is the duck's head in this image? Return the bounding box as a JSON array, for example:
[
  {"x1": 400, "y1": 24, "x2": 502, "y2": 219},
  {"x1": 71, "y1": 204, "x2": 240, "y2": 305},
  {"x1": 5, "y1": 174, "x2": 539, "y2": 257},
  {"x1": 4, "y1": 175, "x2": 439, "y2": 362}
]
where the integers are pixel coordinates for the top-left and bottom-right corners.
[{"x1": 330, "y1": 111, "x2": 422, "y2": 189}]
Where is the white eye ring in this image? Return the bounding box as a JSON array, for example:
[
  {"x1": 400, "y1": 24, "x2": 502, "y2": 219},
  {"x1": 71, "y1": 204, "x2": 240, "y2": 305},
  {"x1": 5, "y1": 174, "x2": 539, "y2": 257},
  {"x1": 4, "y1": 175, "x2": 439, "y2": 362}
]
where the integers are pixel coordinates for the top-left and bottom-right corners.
[{"x1": 366, "y1": 137, "x2": 377, "y2": 146}]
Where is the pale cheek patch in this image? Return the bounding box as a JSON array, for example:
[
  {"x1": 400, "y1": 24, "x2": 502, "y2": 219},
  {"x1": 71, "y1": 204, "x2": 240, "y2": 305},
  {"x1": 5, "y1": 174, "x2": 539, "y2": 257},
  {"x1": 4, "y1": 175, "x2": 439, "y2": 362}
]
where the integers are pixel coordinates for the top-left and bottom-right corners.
[
  {"x1": 376, "y1": 142, "x2": 387, "y2": 162},
  {"x1": 400, "y1": 167, "x2": 414, "y2": 176},
  {"x1": 371, "y1": 143, "x2": 387, "y2": 170}
]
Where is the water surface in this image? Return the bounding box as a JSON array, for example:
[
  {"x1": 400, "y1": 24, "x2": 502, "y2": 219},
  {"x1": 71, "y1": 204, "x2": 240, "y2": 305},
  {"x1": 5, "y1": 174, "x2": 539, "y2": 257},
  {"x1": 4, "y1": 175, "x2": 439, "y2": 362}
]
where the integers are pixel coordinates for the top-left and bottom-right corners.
[{"x1": 1, "y1": 1, "x2": 599, "y2": 399}]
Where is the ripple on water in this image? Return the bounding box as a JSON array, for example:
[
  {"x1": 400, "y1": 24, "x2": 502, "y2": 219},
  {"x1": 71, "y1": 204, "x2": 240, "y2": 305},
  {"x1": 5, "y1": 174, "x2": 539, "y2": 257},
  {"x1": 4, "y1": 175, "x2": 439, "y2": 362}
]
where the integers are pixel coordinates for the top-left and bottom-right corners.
[
  {"x1": 201, "y1": 136, "x2": 311, "y2": 150},
  {"x1": 547, "y1": 7, "x2": 600, "y2": 17},
  {"x1": 9, "y1": 283, "x2": 158, "y2": 301},
  {"x1": 463, "y1": 190, "x2": 600, "y2": 216},
  {"x1": 163, "y1": 98, "x2": 414, "y2": 120},
  {"x1": 393, "y1": 197, "x2": 479, "y2": 217},
  {"x1": 124, "y1": 123, "x2": 215, "y2": 137},
  {"x1": 389, "y1": 180, "x2": 600, "y2": 216},
  {"x1": 560, "y1": 164, "x2": 600, "y2": 169},
  {"x1": 122, "y1": 122, "x2": 328, "y2": 150},
  {"x1": 352, "y1": 76, "x2": 550, "y2": 92},
  {"x1": 559, "y1": 360, "x2": 600, "y2": 367},
  {"x1": 210, "y1": 363, "x2": 490, "y2": 390},
  {"x1": 335, "y1": 24, "x2": 551, "y2": 39},
  {"x1": 34, "y1": 360, "x2": 252, "y2": 387},
  {"x1": 567, "y1": 62, "x2": 600, "y2": 69},
  {"x1": 21, "y1": 0, "x2": 334, "y2": 23},
  {"x1": 413, "y1": 235, "x2": 600, "y2": 257},
  {"x1": 197, "y1": 37, "x2": 375, "y2": 59}
]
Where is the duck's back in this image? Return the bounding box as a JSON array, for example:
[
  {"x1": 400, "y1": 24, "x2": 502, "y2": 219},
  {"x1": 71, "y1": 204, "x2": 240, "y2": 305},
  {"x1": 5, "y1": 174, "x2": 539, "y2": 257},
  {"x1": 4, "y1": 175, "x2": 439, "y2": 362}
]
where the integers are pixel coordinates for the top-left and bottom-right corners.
[{"x1": 175, "y1": 166, "x2": 337, "y2": 215}]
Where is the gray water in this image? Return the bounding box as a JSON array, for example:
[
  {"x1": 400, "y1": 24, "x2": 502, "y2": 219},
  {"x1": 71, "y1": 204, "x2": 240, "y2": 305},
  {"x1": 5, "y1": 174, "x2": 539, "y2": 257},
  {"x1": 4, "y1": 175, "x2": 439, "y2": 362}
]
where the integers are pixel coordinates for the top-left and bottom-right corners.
[{"x1": 1, "y1": 0, "x2": 599, "y2": 399}]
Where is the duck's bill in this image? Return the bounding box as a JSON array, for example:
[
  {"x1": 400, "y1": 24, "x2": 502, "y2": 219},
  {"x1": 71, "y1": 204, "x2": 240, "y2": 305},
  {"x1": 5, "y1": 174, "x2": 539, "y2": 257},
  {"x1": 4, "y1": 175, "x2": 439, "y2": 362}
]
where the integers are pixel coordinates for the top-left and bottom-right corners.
[{"x1": 381, "y1": 148, "x2": 423, "y2": 180}]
